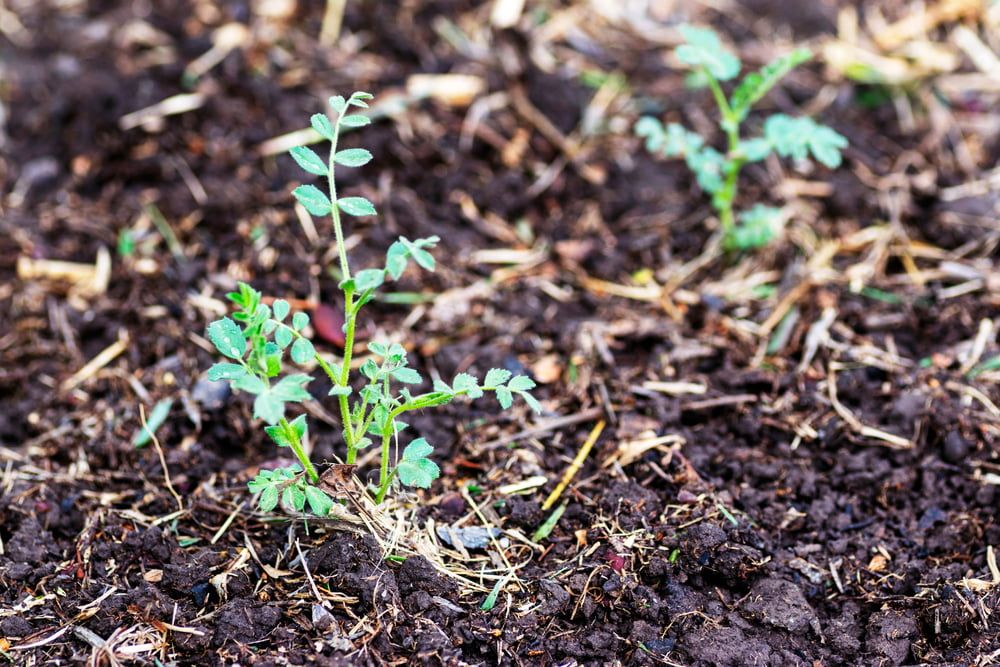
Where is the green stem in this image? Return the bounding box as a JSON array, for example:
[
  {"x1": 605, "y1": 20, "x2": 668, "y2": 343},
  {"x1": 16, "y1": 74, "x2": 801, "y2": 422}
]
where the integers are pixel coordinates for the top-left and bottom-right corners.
[
  {"x1": 280, "y1": 417, "x2": 319, "y2": 483},
  {"x1": 718, "y1": 162, "x2": 741, "y2": 237},
  {"x1": 324, "y1": 111, "x2": 360, "y2": 461},
  {"x1": 328, "y1": 117, "x2": 351, "y2": 282},
  {"x1": 341, "y1": 296, "x2": 359, "y2": 463},
  {"x1": 375, "y1": 432, "x2": 395, "y2": 504},
  {"x1": 705, "y1": 70, "x2": 743, "y2": 239}
]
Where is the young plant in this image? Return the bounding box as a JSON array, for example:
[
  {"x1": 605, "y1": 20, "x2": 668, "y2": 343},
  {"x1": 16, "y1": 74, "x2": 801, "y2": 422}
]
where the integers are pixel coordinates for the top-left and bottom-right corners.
[
  {"x1": 635, "y1": 25, "x2": 848, "y2": 251},
  {"x1": 204, "y1": 91, "x2": 541, "y2": 514}
]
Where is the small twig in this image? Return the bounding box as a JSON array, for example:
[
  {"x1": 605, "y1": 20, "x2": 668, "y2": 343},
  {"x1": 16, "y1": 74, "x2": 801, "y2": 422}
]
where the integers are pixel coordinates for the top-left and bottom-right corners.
[
  {"x1": 140, "y1": 404, "x2": 183, "y2": 512},
  {"x1": 542, "y1": 419, "x2": 605, "y2": 510}
]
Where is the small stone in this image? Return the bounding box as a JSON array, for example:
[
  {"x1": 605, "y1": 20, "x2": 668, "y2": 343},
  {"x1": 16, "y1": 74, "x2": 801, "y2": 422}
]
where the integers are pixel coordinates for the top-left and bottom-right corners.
[
  {"x1": 436, "y1": 525, "x2": 502, "y2": 550},
  {"x1": 942, "y1": 432, "x2": 969, "y2": 463},
  {"x1": 192, "y1": 375, "x2": 230, "y2": 409},
  {"x1": 643, "y1": 637, "x2": 676, "y2": 655}
]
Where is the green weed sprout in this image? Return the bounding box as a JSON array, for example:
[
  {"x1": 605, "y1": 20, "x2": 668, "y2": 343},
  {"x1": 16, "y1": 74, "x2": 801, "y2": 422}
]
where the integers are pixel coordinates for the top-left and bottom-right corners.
[
  {"x1": 636, "y1": 26, "x2": 848, "y2": 251},
  {"x1": 204, "y1": 91, "x2": 541, "y2": 514}
]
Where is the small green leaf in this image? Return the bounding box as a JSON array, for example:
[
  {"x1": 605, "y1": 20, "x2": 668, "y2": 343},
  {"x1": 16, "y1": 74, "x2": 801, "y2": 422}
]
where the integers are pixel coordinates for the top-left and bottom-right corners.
[
  {"x1": 403, "y1": 437, "x2": 434, "y2": 460},
  {"x1": 264, "y1": 353, "x2": 281, "y2": 377},
  {"x1": 385, "y1": 241, "x2": 408, "y2": 280},
  {"x1": 289, "y1": 146, "x2": 328, "y2": 176},
  {"x1": 484, "y1": 368, "x2": 512, "y2": 388},
  {"x1": 726, "y1": 204, "x2": 783, "y2": 251},
  {"x1": 764, "y1": 115, "x2": 848, "y2": 168},
  {"x1": 354, "y1": 268, "x2": 385, "y2": 292},
  {"x1": 329, "y1": 385, "x2": 353, "y2": 397},
  {"x1": 519, "y1": 391, "x2": 543, "y2": 414},
  {"x1": 496, "y1": 386, "x2": 513, "y2": 410},
  {"x1": 275, "y1": 326, "x2": 293, "y2": 349},
  {"x1": 311, "y1": 113, "x2": 335, "y2": 140},
  {"x1": 337, "y1": 196, "x2": 377, "y2": 217},
  {"x1": 258, "y1": 484, "x2": 279, "y2": 512},
  {"x1": 292, "y1": 312, "x2": 310, "y2": 331},
  {"x1": 272, "y1": 299, "x2": 290, "y2": 321},
  {"x1": 391, "y1": 367, "x2": 422, "y2": 384},
  {"x1": 453, "y1": 373, "x2": 483, "y2": 398},
  {"x1": 398, "y1": 458, "x2": 440, "y2": 488},
  {"x1": 340, "y1": 114, "x2": 370, "y2": 128},
  {"x1": 248, "y1": 470, "x2": 274, "y2": 493},
  {"x1": 396, "y1": 438, "x2": 440, "y2": 489},
  {"x1": 739, "y1": 138, "x2": 773, "y2": 162},
  {"x1": 207, "y1": 362, "x2": 246, "y2": 381},
  {"x1": 272, "y1": 374, "x2": 313, "y2": 402},
  {"x1": 329, "y1": 95, "x2": 347, "y2": 114},
  {"x1": 348, "y1": 91, "x2": 373, "y2": 106},
  {"x1": 264, "y1": 413, "x2": 307, "y2": 448},
  {"x1": 634, "y1": 117, "x2": 665, "y2": 153},
  {"x1": 686, "y1": 146, "x2": 726, "y2": 194},
  {"x1": 290, "y1": 337, "x2": 315, "y2": 364},
  {"x1": 293, "y1": 185, "x2": 332, "y2": 216},
  {"x1": 334, "y1": 148, "x2": 373, "y2": 167},
  {"x1": 400, "y1": 237, "x2": 436, "y2": 271},
  {"x1": 282, "y1": 485, "x2": 306, "y2": 513},
  {"x1": 676, "y1": 25, "x2": 740, "y2": 81},
  {"x1": 133, "y1": 398, "x2": 173, "y2": 448},
  {"x1": 232, "y1": 373, "x2": 266, "y2": 394},
  {"x1": 304, "y1": 486, "x2": 334, "y2": 516},
  {"x1": 254, "y1": 392, "x2": 285, "y2": 425},
  {"x1": 207, "y1": 317, "x2": 246, "y2": 360},
  {"x1": 730, "y1": 48, "x2": 812, "y2": 121},
  {"x1": 508, "y1": 375, "x2": 536, "y2": 392}
]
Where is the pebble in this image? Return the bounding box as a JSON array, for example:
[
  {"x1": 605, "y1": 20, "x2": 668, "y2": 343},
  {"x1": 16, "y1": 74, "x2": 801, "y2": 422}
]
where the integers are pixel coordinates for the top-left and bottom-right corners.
[
  {"x1": 942, "y1": 431, "x2": 969, "y2": 463},
  {"x1": 436, "y1": 525, "x2": 502, "y2": 550},
  {"x1": 192, "y1": 374, "x2": 230, "y2": 409}
]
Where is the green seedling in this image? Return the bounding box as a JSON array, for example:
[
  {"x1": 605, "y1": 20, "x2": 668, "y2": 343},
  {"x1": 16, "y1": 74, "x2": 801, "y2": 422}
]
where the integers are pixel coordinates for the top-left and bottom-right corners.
[
  {"x1": 204, "y1": 92, "x2": 541, "y2": 515},
  {"x1": 636, "y1": 26, "x2": 848, "y2": 251}
]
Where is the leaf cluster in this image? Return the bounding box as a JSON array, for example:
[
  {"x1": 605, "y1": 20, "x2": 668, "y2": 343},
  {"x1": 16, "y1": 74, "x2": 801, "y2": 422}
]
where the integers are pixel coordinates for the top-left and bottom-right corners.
[
  {"x1": 247, "y1": 464, "x2": 334, "y2": 516},
  {"x1": 635, "y1": 26, "x2": 848, "y2": 251}
]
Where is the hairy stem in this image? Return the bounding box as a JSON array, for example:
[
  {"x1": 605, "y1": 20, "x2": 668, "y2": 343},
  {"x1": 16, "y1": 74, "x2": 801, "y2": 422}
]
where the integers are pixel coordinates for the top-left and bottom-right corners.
[
  {"x1": 280, "y1": 417, "x2": 319, "y2": 483},
  {"x1": 341, "y1": 295, "x2": 359, "y2": 463},
  {"x1": 374, "y1": 432, "x2": 395, "y2": 504}
]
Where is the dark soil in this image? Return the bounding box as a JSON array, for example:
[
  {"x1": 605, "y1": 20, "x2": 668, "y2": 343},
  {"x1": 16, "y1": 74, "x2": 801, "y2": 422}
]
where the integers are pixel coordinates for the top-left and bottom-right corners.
[{"x1": 2, "y1": 1, "x2": 999, "y2": 665}]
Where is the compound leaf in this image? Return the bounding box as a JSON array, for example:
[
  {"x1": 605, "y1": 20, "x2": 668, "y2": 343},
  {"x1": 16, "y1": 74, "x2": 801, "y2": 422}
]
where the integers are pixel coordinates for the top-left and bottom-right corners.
[{"x1": 730, "y1": 48, "x2": 812, "y2": 121}]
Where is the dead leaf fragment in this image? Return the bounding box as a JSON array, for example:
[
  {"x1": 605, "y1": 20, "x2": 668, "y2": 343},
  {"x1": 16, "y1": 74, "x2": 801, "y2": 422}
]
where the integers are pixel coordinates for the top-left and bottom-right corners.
[{"x1": 531, "y1": 354, "x2": 562, "y2": 384}]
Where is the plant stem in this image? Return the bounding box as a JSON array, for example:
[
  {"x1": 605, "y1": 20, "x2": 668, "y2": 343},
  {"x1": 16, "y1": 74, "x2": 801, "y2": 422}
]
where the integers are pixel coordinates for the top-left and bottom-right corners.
[
  {"x1": 328, "y1": 118, "x2": 351, "y2": 283},
  {"x1": 706, "y1": 70, "x2": 743, "y2": 239},
  {"x1": 280, "y1": 417, "x2": 319, "y2": 483},
  {"x1": 325, "y1": 112, "x2": 359, "y2": 462},
  {"x1": 375, "y1": 432, "x2": 395, "y2": 503},
  {"x1": 341, "y1": 296, "x2": 359, "y2": 463}
]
